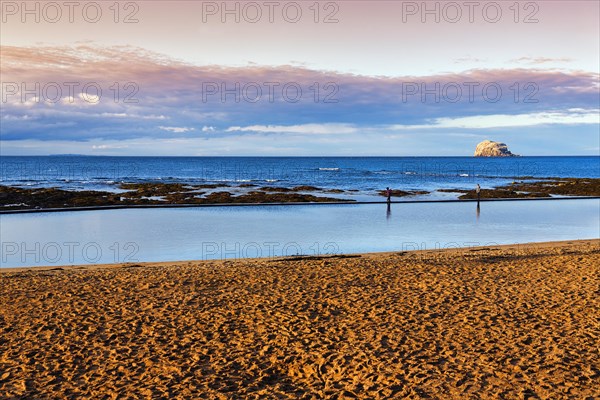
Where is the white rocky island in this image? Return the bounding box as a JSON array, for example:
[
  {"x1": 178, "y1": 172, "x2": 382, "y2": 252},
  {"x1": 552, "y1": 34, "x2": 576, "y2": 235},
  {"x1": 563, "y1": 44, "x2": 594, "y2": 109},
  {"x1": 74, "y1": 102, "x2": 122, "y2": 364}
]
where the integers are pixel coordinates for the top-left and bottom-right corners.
[{"x1": 474, "y1": 140, "x2": 518, "y2": 157}]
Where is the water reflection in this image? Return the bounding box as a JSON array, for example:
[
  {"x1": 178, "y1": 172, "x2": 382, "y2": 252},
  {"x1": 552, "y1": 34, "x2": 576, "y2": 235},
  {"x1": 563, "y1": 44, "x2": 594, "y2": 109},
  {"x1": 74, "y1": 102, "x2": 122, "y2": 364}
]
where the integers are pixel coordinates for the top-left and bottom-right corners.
[
  {"x1": 386, "y1": 203, "x2": 392, "y2": 220},
  {"x1": 1, "y1": 200, "x2": 598, "y2": 268}
]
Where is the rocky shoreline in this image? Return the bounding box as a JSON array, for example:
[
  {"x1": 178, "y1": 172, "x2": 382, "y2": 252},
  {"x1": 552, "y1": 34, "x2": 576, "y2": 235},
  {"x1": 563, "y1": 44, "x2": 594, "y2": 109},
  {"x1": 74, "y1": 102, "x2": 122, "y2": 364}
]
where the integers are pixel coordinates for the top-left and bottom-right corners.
[
  {"x1": 0, "y1": 183, "x2": 352, "y2": 211},
  {"x1": 1, "y1": 178, "x2": 599, "y2": 211},
  {"x1": 440, "y1": 178, "x2": 600, "y2": 199}
]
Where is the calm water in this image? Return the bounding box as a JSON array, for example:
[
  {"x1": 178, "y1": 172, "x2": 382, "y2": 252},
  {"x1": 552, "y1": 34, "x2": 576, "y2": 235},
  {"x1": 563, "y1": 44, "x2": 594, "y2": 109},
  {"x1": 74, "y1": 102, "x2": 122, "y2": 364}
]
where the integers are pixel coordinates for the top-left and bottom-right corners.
[
  {"x1": 1, "y1": 156, "x2": 598, "y2": 199},
  {"x1": 1, "y1": 199, "x2": 598, "y2": 268}
]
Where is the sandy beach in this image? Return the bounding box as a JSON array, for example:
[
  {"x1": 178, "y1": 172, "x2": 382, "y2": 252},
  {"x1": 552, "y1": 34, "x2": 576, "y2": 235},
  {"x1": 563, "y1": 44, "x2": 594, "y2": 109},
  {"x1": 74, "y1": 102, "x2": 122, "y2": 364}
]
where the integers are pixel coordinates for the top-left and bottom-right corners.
[{"x1": 1, "y1": 240, "x2": 599, "y2": 399}]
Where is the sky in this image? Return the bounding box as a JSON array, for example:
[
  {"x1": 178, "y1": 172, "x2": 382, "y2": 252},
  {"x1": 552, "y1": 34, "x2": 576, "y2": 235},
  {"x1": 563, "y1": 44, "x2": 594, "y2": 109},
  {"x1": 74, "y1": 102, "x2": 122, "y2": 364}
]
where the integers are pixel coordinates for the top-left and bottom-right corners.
[{"x1": 1, "y1": 0, "x2": 599, "y2": 156}]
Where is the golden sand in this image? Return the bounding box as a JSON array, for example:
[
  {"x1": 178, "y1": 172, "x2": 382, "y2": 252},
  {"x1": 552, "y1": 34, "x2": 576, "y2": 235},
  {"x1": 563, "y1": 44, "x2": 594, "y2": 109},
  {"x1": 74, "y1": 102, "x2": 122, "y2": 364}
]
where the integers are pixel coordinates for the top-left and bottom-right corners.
[{"x1": 1, "y1": 240, "x2": 599, "y2": 399}]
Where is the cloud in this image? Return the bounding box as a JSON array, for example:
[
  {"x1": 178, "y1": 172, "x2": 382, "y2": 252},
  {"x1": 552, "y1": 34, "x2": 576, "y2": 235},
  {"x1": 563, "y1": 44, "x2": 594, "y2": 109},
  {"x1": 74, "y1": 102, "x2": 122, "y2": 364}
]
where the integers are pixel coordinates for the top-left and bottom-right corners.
[
  {"x1": 100, "y1": 113, "x2": 167, "y2": 120},
  {"x1": 78, "y1": 92, "x2": 100, "y2": 104},
  {"x1": 388, "y1": 109, "x2": 600, "y2": 130},
  {"x1": 453, "y1": 56, "x2": 487, "y2": 64},
  {"x1": 511, "y1": 57, "x2": 573, "y2": 65},
  {"x1": 2, "y1": 114, "x2": 32, "y2": 121},
  {"x1": 1, "y1": 44, "x2": 598, "y2": 146},
  {"x1": 159, "y1": 126, "x2": 195, "y2": 133},
  {"x1": 226, "y1": 124, "x2": 358, "y2": 134},
  {"x1": 92, "y1": 144, "x2": 129, "y2": 150}
]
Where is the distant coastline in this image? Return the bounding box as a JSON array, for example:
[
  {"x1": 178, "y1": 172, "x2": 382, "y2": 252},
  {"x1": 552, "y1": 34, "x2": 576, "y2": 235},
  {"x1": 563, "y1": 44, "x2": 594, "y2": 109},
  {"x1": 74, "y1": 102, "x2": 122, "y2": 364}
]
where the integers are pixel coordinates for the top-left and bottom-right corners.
[{"x1": 4, "y1": 154, "x2": 598, "y2": 158}]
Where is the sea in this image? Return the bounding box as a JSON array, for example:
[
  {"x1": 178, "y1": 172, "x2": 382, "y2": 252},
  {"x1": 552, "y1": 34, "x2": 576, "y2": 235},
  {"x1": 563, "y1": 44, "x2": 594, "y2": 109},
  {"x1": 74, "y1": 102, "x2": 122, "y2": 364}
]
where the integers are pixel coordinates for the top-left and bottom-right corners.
[
  {"x1": 1, "y1": 156, "x2": 599, "y2": 199},
  {"x1": 2, "y1": 199, "x2": 599, "y2": 268},
  {"x1": 2, "y1": 156, "x2": 599, "y2": 267}
]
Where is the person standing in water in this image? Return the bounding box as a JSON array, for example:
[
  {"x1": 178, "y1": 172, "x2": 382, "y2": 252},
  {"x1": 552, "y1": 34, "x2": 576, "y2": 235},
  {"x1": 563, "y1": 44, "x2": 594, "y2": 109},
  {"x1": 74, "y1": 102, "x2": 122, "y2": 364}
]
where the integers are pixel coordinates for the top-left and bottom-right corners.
[
  {"x1": 476, "y1": 184, "x2": 481, "y2": 203},
  {"x1": 386, "y1": 187, "x2": 392, "y2": 203}
]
